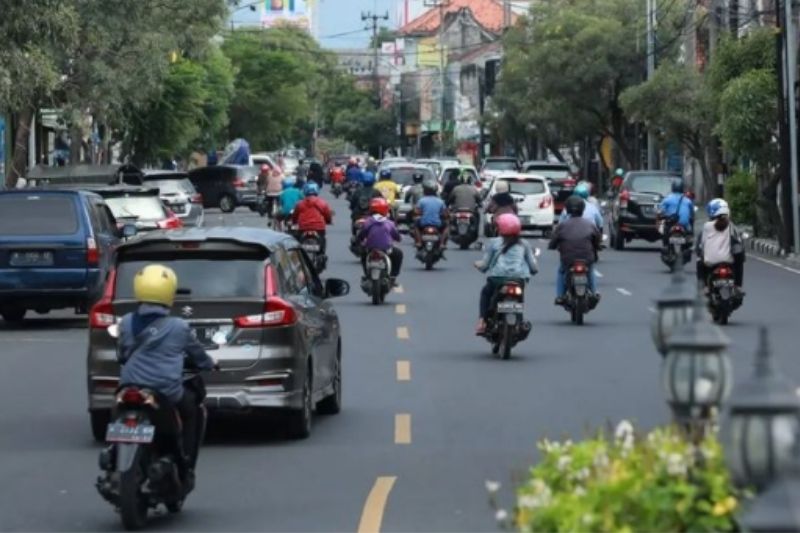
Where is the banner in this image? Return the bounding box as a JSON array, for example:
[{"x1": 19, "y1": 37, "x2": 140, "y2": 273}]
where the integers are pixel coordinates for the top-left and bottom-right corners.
[
  {"x1": 262, "y1": 0, "x2": 309, "y2": 28},
  {"x1": 417, "y1": 37, "x2": 441, "y2": 68}
]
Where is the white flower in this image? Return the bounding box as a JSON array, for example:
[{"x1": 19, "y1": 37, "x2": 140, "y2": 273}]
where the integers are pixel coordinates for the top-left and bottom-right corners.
[
  {"x1": 557, "y1": 455, "x2": 572, "y2": 472},
  {"x1": 574, "y1": 486, "x2": 587, "y2": 497},
  {"x1": 666, "y1": 452, "x2": 688, "y2": 476},
  {"x1": 495, "y1": 509, "x2": 509, "y2": 523},
  {"x1": 518, "y1": 494, "x2": 539, "y2": 509},
  {"x1": 582, "y1": 513, "x2": 594, "y2": 525},
  {"x1": 574, "y1": 467, "x2": 590, "y2": 481},
  {"x1": 593, "y1": 451, "x2": 610, "y2": 469},
  {"x1": 485, "y1": 480, "x2": 501, "y2": 494},
  {"x1": 614, "y1": 419, "x2": 634, "y2": 441}
]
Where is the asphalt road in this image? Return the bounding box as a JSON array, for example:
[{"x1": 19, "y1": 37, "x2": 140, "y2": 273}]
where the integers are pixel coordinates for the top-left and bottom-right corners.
[{"x1": 2, "y1": 192, "x2": 800, "y2": 531}]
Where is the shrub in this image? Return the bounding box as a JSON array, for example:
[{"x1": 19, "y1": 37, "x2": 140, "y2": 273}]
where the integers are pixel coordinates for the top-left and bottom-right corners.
[
  {"x1": 507, "y1": 423, "x2": 740, "y2": 532},
  {"x1": 725, "y1": 170, "x2": 757, "y2": 227}
]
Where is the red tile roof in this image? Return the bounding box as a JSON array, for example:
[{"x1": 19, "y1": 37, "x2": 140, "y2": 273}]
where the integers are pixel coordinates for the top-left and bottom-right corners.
[{"x1": 398, "y1": 0, "x2": 516, "y2": 36}]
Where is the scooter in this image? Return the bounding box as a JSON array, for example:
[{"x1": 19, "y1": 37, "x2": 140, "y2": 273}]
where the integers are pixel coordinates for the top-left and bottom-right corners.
[
  {"x1": 360, "y1": 248, "x2": 392, "y2": 305},
  {"x1": 416, "y1": 226, "x2": 444, "y2": 270},
  {"x1": 349, "y1": 217, "x2": 367, "y2": 258},
  {"x1": 560, "y1": 260, "x2": 600, "y2": 325},
  {"x1": 483, "y1": 279, "x2": 532, "y2": 359},
  {"x1": 331, "y1": 182, "x2": 343, "y2": 199},
  {"x1": 450, "y1": 209, "x2": 479, "y2": 250},
  {"x1": 706, "y1": 263, "x2": 743, "y2": 325},
  {"x1": 660, "y1": 222, "x2": 692, "y2": 271},
  {"x1": 300, "y1": 231, "x2": 327, "y2": 273}
]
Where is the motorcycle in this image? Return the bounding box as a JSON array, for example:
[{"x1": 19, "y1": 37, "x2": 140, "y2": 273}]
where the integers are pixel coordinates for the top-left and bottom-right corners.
[
  {"x1": 706, "y1": 263, "x2": 742, "y2": 325},
  {"x1": 560, "y1": 260, "x2": 599, "y2": 325},
  {"x1": 360, "y1": 248, "x2": 392, "y2": 305},
  {"x1": 300, "y1": 231, "x2": 327, "y2": 273},
  {"x1": 659, "y1": 222, "x2": 692, "y2": 271},
  {"x1": 331, "y1": 182, "x2": 343, "y2": 199},
  {"x1": 416, "y1": 226, "x2": 444, "y2": 270},
  {"x1": 349, "y1": 217, "x2": 367, "y2": 258},
  {"x1": 450, "y1": 209, "x2": 479, "y2": 250},
  {"x1": 482, "y1": 279, "x2": 532, "y2": 359},
  {"x1": 255, "y1": 192, "x2": 269, "y2": 217}
]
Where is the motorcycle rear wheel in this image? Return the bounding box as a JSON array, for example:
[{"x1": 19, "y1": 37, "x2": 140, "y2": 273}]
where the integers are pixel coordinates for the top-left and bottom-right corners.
[
  {"x1": 119, "y1": 448, "x2": 148, "y2": 530},
  {"x1": 500, "y1": 324, "x2": 512, "y2": 360},
  {"x1": 371, "y1": 280, "x2": 381, "y2": 305}
]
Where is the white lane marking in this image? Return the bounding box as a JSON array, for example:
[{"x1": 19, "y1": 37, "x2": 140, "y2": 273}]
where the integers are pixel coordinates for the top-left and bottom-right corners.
[
  {"x1": 647, "y1": 306, "x2": 657, "y2": 313},
  {"x1": 752, "y1": 255, "x2": 800, "y2": 275},
  {"x1": 616, "y1": 287, "x2": 633, "y2": 296},
  {"x1": 796, "y1": 387, "x2": 800, "y2": 397}
]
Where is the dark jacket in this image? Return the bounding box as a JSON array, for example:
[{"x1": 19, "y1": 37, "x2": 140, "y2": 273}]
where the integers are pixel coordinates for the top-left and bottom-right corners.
[
  {"x1": 349, "y1": 186, "x2": 383, "y2": 219},
  {"x1": 447, "y1": 183, "x2": 482, "y2": 210},
  {"x1": 486, "y1": 192, "x2": 518, "y2": 216},
  {"x1": 548, "y1": 216, "x2": 601, "y2": 267}
]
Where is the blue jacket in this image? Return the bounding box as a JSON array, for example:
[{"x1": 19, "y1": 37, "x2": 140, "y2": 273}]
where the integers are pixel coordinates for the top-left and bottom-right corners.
[
  {"x1": 118, "y1": 304, "x2": 214, "y2": 403},
  {"x1": 280, "y1": 187, "x2": 304, "y2": 215},
  {"x1": 478, "y1": 237, "x2": 538, "y2": 280},
  {"x1": 559, "y1": 200, "x2": 603, "y2": 230},
  {"x1": 346, "y1": 167, "x2": 363, "y2": 184},
  {"x1": 659, "y1": 193, "x2": 694, "y2": 229}
]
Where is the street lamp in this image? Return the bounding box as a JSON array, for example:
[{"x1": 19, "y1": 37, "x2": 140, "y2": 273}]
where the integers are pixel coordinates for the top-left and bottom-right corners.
[
  {"x1": 661, "y1": 291, "x2": 731, "y2": 433},
  {"x1": 739, "y1": 457, "x2": 800, "y2": 532},
  {"x1": 725, "y1": 327, "x2": 800, "y2": 491},
  {"x1": 651, "y1": 260, "x2": 695, "y2": 357}
]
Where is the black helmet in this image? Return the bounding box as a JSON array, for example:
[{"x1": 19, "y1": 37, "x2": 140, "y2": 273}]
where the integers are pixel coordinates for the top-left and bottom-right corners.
[
  {"x1": 565, "y1": 195, "x2": 585, "y2": 217},
  {"x1": 422, "y1": 179, "x2": 438, "y2": 195},
  {"x1": 671, "y1": 180, "x2": 684, "y2": 194},
  {"x1": 412, "y1": 173, "x2": 424, "y2": 184}
]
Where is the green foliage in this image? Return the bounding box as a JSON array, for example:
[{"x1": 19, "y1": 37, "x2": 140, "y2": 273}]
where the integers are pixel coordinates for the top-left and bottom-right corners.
[
  {"x1": 510, "y1": 424, "x2": 740, "y2": 532},
  {"x1": 332, "y1": 104, "x2": 397, "y2": 154},
  {"x1": 725, "y1": 170, "x2": 758, "y2": 226},
  {"x1": 708, "y1": 29, "x2": 777, "y2": 95}
]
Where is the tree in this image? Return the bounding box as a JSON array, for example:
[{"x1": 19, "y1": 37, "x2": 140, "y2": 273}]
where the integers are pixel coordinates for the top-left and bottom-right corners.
[
  {"x1": 370, "y1": 27, "x2": 396, "y2": 49},
  {"x1": 332, "y1": 103, "x2": 396, "y2": 154}
]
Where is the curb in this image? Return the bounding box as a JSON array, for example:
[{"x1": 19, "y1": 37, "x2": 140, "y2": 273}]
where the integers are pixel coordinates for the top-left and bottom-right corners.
[{"x1": 745, "y1": 237, "x2": 800, "y2": 266}]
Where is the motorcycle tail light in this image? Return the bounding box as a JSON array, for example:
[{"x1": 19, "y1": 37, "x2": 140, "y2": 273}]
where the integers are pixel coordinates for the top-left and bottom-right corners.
[
  {"x1": 303, "y1": 231, "x2": 318, "y2": 238},
  {"x1": 424, "y1": 227, "x2": 437, "y2": 234},
  {"x1": 619, "y1": 189, "x2": 630, "y2": 209},
  {"x1": 716, "y1": 266, "x2": 733, "y2": 278},
  {"x1": 502, "y1": 284, "x2": 523, "y2": 296},
  {"x1": 369, "y1": 251, "x2": 383, "y2": 261},
  {"x1": 572, "y1": 263, "x2": 588, "y2": 273},
  {"x1": 119, "y1": 388, "x2": 145, "y2": 405}
]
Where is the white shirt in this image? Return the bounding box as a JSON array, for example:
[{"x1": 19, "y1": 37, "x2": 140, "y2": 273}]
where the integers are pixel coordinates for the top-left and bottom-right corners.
[{"x1": 701, "y1": 221, "x2": 733, "y2": 265}]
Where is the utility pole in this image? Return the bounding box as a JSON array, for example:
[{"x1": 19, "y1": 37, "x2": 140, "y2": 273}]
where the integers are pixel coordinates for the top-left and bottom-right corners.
[
  {"x1": 783, "y1": 0, "x2": 800, "y2": 253},
  {"x1": 425, "y1": 0, "x2": 451, "y2": 156},
  {"x1": 362, "y1": 11, "x2": 389, "y2": 110},
  {"x1": 646, "y1": 0, "x2": 657, "y2": 169}
]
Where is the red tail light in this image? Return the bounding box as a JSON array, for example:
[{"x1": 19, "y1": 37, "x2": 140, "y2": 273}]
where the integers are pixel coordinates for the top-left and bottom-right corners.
[
  {"x1": 124, "y1": 417, "x2": 139, "y2": 428},
  {"x1": 564, "y1": 178, "x2": 577, "y2": 188},
  {"x1": 191, "y1": 193, "x2": 203, "y2": 204},
  {"x1": 89, "y1": 268, "x2": 117, "y2": 328},
  {"x1": 233, "y1": 178, "x2": 246, "y2": 189},
  {"x1": 670, "y1": 225, "x2": 685, "y2": 235},
  {"x1": 715, "y1": 266, "x2": 733, "y2": 278},
  {"x1": 157, "y1": 211, "x2": 184, "y2": 230},
  {"x1": 619, "y1": 189, "x2": 630, "y2": 209},
  {"x1": 501, "y1": 284, "x2": 523, "y2": 296},
  {"x1": 424, "y1": 227, "x2": 438, "y2": 234},
  {"x1": 87, "y1": 237, "x2": 99, "y2": 266},
  {"x1": 539, "y1": 195, "x2": 553, "y2": 209},
  {"x1": 120, "y1": 388, "x2": 145, "y2": 405},
  {"x1": 369, "y1": 250, "x2": 384, "y2": 261},
  {"x1": 572, "y1": 262, "x2": 588, "y2": 273},
  {"x1": 234, "y1": 265, "x2": 296, "y2": 328}
]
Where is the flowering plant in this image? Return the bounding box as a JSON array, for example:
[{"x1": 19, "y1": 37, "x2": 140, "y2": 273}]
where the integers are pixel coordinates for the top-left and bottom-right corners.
[{"x1": 501, "y1": 422, "x2": 740, "y2": 532}]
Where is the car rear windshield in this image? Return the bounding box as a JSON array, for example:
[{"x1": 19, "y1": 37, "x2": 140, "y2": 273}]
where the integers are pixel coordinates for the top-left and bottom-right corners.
[
  {"x1": 390, "y1": 168, "x2": 435, "y2": 186},
  {"x1": 627, "y1": 175, "x2": 682, "y2": 196},
  {"x1": 501, "y1": 179, "x2": 546, "y2": 195},
  {"x1": 104, "y1": 196, "x2": 166, "y2": 221},
  {"x1": 144, "y1": 179, "x2": 195, "y2": 195},
  {"x1": 485, "y1": 160, "x2": 518, "y2": 171},
  {"x1": 116, "y1": 257, "x2": 264, "y2": 299},
  {"x1": 0, "y1": 195, "x2": 79, "y2": 235},
  {"x1": 524, "y1": 165, "x2": 571, "y2": 180},
  {"x1": 442, "y1": 168, "x2": 477, "y2": 183}
]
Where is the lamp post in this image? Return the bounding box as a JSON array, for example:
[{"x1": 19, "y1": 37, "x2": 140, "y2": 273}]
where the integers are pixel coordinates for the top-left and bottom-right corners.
[
  {"x1": 739, "y1": 457, "x2": 800, "y2": 532},
  {"x1": 725, "y1": 327, "x2": 800, "y2": 491},
  {"x1": 651, "y1": 260, "x2": 695, "y2": 357},
  {"x1": 661, "y1": 291, "x2": 731, "y2": 437}
]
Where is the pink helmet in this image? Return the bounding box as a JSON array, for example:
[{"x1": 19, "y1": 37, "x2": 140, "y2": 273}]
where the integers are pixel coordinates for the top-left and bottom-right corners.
[{"x1": 495, "y1": 213, "x2": 521, "y2": 236}]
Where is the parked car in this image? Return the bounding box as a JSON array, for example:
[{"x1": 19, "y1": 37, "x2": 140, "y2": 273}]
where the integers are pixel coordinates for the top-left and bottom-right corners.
[
  {"x1": 522, "y1": 161, "x2": 575, "y2": 219},
  {"x1": 142, "y1": 170, "x2": 204, "y2": 227},
  {"x1": 92, "y1": 187, "x2": 183, "y2": 232},
  {"x1": 86, "y1": 227, "x2": 350, "y2": 441},
  {"x1": 608, "y1": 171, "x2": 683, "y2": 250},
  {"x1": 484, "y1": 173, "x2": 554, "y2": 237},
  {"x1": 480, "y1": 157, "x2": 519, "y2": 181},
  {"x1": 0, "y1": 189, "x2": 122, "y2": 322},
  {"x1": 187, "y1": 165, "x2": 259, "y2": 213}
]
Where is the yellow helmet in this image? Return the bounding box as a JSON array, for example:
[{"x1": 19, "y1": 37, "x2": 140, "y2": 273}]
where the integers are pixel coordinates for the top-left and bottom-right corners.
[{"x1": 133, "y1": 264, "x2": 178, "y2": 307}]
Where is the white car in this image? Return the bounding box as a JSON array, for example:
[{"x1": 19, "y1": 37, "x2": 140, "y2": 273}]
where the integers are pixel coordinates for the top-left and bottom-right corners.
[
  {"x1": 485, "y1": 173, "x2": 554, "y2": 237},
  {"x1": 250, "y1": 153, "x2": 277, "y2": 169}
]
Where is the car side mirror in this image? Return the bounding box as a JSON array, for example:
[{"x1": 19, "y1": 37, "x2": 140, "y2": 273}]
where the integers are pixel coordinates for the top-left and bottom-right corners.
[
  {"x1": 324, "y1": 278, "x2": 350, "y2": 298},
  {"x1": 122, "y1": 224, "x2": 138, "y2": 238}
]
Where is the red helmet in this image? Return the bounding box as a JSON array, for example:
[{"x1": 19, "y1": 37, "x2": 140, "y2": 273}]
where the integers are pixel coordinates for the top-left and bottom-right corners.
[
  {"x1": 496, "y1": 213, "x2": 522, "y2": 236},
  {"x1": 260, "y1": 164, "x2": 271, "y2": 173},
  {"x1": 369, "y1": 197, "x2": 391, "y2": 217}
]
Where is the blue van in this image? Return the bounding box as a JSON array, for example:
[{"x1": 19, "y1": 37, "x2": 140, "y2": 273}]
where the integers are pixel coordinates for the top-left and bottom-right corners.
[{"x1": 0, "y1": 190, "x2": 121, "y2": 322}]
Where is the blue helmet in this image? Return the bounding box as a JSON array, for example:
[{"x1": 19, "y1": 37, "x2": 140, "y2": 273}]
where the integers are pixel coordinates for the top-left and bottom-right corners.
[
  {"x1": 574, "y1": 183, "x2": 590, "y2": 199},
  {"x1": 706, "y1": 198, "x2": 730, "y2": 219},
  {"x1": 303, "y1": 182, "x2": 319, "y2": 196},
  {"x1": 379, "y1": 169, "x2": 392, "y2": 180},
  {"x1": 362, "y1": 171, "x2": 376, "y2": 186},
  {"x1": 671, "y1": 180, "x2": 684, "y2": 194},
  {"x1": 281, "y1": 178, "x2": 294, "y2": 189}
]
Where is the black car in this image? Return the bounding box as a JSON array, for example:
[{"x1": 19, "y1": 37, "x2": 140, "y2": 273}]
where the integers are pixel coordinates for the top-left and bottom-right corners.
[
  {"x1": 522, "y1": 161, "x2": 575, "y2": 218},
  {"x1": 187, "y1": 165, "x2": 259, "y2": 213},
  {"x1": 608, "y1": 171, "x2": 683, "y2": 250}
]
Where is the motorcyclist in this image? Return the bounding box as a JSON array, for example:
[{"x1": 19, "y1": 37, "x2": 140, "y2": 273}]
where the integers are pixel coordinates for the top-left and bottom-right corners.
[
  {"x1": 549, "y1": 196, "x2": 601, "y2": 306},
  {"x1": 696, "y1": 198, "x2": 745, "y2": 296},
  {"x1": 404, "y1": 172, "x2": 426, "y2": 206},
  {"x1": 257, "y1": 164, "x2": 271, "y2": 194},
  {"x1": 307, "y1": 160, "x2": 324, "y2": 188},
  {"x1": 292, "y1": 183, "x2": 333, "y2": 253},
  {"x1": 349, "y1": 171, "x2": 383, "y2": 232},
  {"x1": 263, "y1": 163, "x2": 284, "y2": 219},
  {"x1": 330, "y1": 165, "x2": 345, "y2": 187},
  {"x1": 277, "y1": 178, "x2": 304, "y2": 230},
  {"x1": 559, "y1": 183, "x2": 603, "y2": 231},
  {"x1": 366, "y1": 156, "x2": 378, "y2": 173},
  {"x1": 296, "y1": 158, "x2": 309, "y2": 182},
  {"x1": 611, "y1": 168, "x2": 625, "y2": 190},
  {"x1": 485, "y1": 180, "x2": 518, "y2": 217},
  {"x1": 577, "y1": 180, "x2": 599, "y2": 206},
  {"x1": 473, "y1": 213, "x2": 538, "y2": 335},
  {"x1": 412, "y1": 179, "x2": 449, "y2": 249},
  {"x1": 357, "y1": 197, "x2": 403, "y2": 285},
  {"x1": 375, "y1": 168, "x2": 401, "y2": 204},
  {"x1": 345, "y1": 160, "x2": 364, "y2": 192},
  {"x1": 446, "y1": 172, "x2": 482, "y2": 212},
  {"x1": 658, "y1": 180, "x2": 694, "y2": 245},
  {"x1": 441, "y1": 169, "x2": 462, "y2": 200},
  {"x1": 117, "y1": 264, "x2": 216, "y2": 481}
]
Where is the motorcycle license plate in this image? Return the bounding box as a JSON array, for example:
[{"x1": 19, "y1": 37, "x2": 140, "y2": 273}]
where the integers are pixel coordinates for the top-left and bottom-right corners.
[
  {"x1": 106, "y1": 422, "x2": 155, "y2": 444},
  {"x1": 302, "y1": 243, "x2": 321, "y2": 252},
  {"x1": 713, "y1": 279, "x2": 733, "y2": 287},
  {"x1": 572, "y1": 275, "x2": 588, "y2": 284},
  {"x1": 497, "y1": 301, "x2": 523, "y2": 313},
  {"x1": 669, "y1": 237, "x2": 685, "y2": 245},
  {"x1": 422, "y1": 235, "x2": 438, "y2": 242},
  {"x1": 457, "y1": 223, "x2": 468, "y2": 233},
  {"x1": 367, "y1": 261, "x2": 385, "y2": 269}
]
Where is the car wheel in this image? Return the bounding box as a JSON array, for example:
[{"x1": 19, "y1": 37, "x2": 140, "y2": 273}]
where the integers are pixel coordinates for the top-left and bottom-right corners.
[
  {"x1": 613, "y1": 225, "x2": 625, "y2": 251},
  {"x1": 1, "y1": 307, "x2": 26, "y2": 323},
  {"x1": 317, "y1": 348, "x2": 341, "y2": 415},
  {"x1": 219, "y1": 194, "x2": 235, "y2": 213},
  {"x1": 90, "y1": 410, "x2": 110, "y2": 443},
  {"x1": 287, "y1": 367, "x2": 312, "y2": 439}
]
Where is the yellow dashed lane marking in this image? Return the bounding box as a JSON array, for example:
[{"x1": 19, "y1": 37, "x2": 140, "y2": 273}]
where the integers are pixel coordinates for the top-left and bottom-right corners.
[
  {"x1": 396, "y1": 360, "x2": 411, "y2": 381},
  {"x1": 395, "y1": 414, "x2": 412, "y2": 444},
  {"x1": 396, "y1": 327, "x2": 409, "y2": 340},
  {"x1": 395, "y1": 304, "x2": 406, "y2": 315},
  {"x1": 357, "y1": 476, "x2": 397, "y2": 533}
]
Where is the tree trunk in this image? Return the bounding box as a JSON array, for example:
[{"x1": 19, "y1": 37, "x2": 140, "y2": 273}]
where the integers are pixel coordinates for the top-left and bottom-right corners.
[
  {"x1": 546, "y1": 142, "x2": 566, "y2": 162},
  {"x1": 7, "y1": 108, "x2": 33, "y2": 188},
  {"x1": 756, "y1": 168, "x2": 785, "y2": 244},
  {"x1": 69, "y1": 124, "x2": 82, "y2": 164}
]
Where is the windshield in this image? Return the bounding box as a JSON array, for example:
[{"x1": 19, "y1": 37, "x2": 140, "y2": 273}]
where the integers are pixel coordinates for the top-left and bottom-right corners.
[
  {"x1": 144, "y1": 179, "x2": 195, "y2": 195},
  {"x1": 485, "y1": 160, "x2": 518, "y2": 171},
  {"x1": 0, "y1": 195, "x2": 78, "y2": 235},
  {"x1": 116, "y1": 258, "x2": 264, "y2": 299},
  {"x1": 389, "y1": 168, "x2": 435, "y2": 186},
  {"x1": 501, "y1": 179, "x2": 546, "y2": 195},
  {"x1": 524, "y1": 165, "x2": 571, "y2": 180},
  {"x1": 442, "y1": 168, "x2": 478, "y2": 184},
  {"x1": 627, "y1": 175, "x2": 682, "y2": 196},
  {"x1": 104, "y1": 196, "x2": 166, "y2": 220}
]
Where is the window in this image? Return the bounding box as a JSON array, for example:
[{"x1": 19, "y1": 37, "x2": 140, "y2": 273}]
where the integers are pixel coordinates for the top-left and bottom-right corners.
[
  {"x1": 144, "y1": 178, "x2": 195, "y2": 195},
  {"x1": 484, "y1": 160, "x2": 518, "y2": 171},
  {"x1": 388, "y1": 168, "x2": 434, "y2": 186},
  {"x1": 524, "y1": 165, "x2": 571, "y2": 180},
  {"x1": 501, "y1": 179, "x2": 546, "y2": 196},
  {"x1": 0, "y1": 195, "x2": 78, "y2": 235},
  {"x1": 627, "y1": 175, "x2": 682, "y2": 196},
  {"x1": 287, "y1": 249, "x2": 322, "y2": 297},
  {"x1": 104, "y1": 196, "x2": 166, "y2": 221}
]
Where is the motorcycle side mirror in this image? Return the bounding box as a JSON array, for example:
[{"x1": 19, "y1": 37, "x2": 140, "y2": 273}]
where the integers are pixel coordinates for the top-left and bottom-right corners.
[
  {"x1": 325, "y1": 278, "x2": 350, "y2": 298},
  {"x1": 107, "y1": 323, "x2": 120, "y2": 339}
]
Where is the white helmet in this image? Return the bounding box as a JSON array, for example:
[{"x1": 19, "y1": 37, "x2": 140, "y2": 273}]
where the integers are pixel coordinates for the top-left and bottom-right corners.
[
  {"x1": 706, "y1": 198, "x2": 730, "y2": 219},
  {"x1": 495, "y1": 180, "x2": 509, "y2": 193}
]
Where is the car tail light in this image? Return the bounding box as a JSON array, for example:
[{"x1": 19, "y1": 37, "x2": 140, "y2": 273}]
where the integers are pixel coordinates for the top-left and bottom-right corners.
[
  {"x1": 92, "y1": 377, "x2": 119, "y2": 392},
  {"x1": 234, "y1": 297, "x2": 297, "y2": 328},
  {"x1": 564, "y1": 178, "x2": 576, "y2": 188},
  {"x1": 233, "y1": 178, "x2": 246, "y2": 189},
  {"x1": 715, "y1": 266, "x2": 733, "y2": 278},
  {"x1": 619, "y1": 189, "x2": 630, "y2": 209},
  {"x1": 157, "y1": 211, "x2": 184, "y2": 230},
  {"x1": 572, "y1": 262, "x2": 588, "y2": 274},
  {"x1": 501, "y1": 284, "x2": 523, "y2": 296},
  {"x1": 89, "y1": 268, "x2": 117, "y2": 329},
  {"x1": 191, "y1": 193, "x2": 203, "y2": 204},
  {"x1": 87, "y1": 237, "x2": 99, "y2": 266},
  {"x1": 539, "y1": 196, "x2": 552, "y2": 209}
]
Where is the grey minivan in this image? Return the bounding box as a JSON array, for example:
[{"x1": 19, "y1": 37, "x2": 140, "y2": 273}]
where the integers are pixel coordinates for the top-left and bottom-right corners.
[{"x1": 86, "y1": 227, "x2": 349, "y2": 441}]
